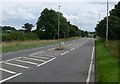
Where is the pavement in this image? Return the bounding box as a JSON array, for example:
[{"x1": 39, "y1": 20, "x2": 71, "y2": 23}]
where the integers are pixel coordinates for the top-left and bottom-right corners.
[{"x1": 0, "y1": 38, "x2": 95, "y2": 83}]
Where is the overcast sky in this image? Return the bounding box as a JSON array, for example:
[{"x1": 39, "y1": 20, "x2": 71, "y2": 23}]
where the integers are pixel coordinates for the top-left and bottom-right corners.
[{"x1": 0, "y1": 0, "x2": 119, "y2": 32}]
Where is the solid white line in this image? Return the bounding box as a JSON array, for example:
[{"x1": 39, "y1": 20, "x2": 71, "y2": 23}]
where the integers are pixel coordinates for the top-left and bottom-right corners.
[
  {"x1": 4, "y1": 62, "x2": 29, "y2": 69},
  {"x1": 61, "y1": 51, "x2": 69, "y2": 56},
  {"x1": 71, "y1": 48, "x2": 75, "y2": 51},
  {"x1": 15, "y1": 59, "x2": 38, "y2": 65},
  {"x1": 37, "y1": 57, "x2": 56, "y2": 67},
  {"x1": 30, "y1": 51, "x2": 45, "y2": 56},
  {"x1": 0, "y1": 73, "x2": 22, "y2": 83},
  {"x1": 0, "y1": 68, "x2": 16, "y2": 74},
  {"x1": 30, "y1": 56, "x2": 50, "y2": 59},
  {"x1": 86, "y1": 45, "x2": 94, "y2": 84},
  {"x1": 23, "y1": 57, "x2": 45, "y2": 62}
]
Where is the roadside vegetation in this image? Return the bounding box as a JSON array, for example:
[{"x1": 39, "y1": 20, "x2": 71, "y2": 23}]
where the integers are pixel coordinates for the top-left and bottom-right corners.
[
  {"x1": 95, "y1": 1, "x2": 120, "y2": 83},
  {"x1": 96, "y1": 39, "x2": 118, "y2": 82},
  {"x1": 2, "y1": 37, "x2": 79, "y2": 53}
]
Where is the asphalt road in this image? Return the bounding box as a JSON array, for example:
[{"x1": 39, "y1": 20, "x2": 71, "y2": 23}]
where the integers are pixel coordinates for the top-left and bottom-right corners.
[{"x1": 1, "y1": 38, "x2": 95, "y2": 83}]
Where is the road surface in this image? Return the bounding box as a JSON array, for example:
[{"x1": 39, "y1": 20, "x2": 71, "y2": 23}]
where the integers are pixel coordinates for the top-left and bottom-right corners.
[{"x1": 1, "y1": 38, "x2": 95, "y2": 83}]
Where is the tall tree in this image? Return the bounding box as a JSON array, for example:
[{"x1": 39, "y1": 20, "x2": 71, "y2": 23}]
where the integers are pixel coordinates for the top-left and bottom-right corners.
[
  {"x1": 110, "y1": 1, "x2": 120, "y2": 18},
  {"x1": 95, "y1": 15, "x2": 120, "y2": 40},
  {"x1": 22, "y1": 23, "x2": 34, "y2": 33}
]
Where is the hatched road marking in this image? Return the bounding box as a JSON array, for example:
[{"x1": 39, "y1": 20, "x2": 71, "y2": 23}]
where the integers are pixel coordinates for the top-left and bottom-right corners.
[
  {"x1": 15, "y1": 59, "x2": 38, "y2": 65},
  {"x1": 23, "y1": 57, "x2": 45, "y2": 62},
  {"x1": 3, "y1": 62, "x2": 29, "y2": 69},
  {"x1": 0, "y1": 68, "x2": 16, "y2": 74}
]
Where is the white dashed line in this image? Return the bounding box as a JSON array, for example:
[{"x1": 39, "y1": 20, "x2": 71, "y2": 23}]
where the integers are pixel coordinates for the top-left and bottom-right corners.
[
  {"x1": 15, "y1": 59, "x2": 38, "y2": 65},
  {"x1": 37, "y1": 57, "x2": 56, "y2": 67},
  {"x1": 0, "y1": 68, "x2": 16, "y2": 74},
  {"x1": 4, "y1": 62, "x2": 29, "y2": 69},
  {"x1": 23, "y1": 57, "x2": 45, "y2": 62},
  {"x1": 71, "y1": 48, "x2": 75, "y2": 51},
  {"x1": 0, "y1": 73, "x2": 22, "y2": 83},
  {"x1": 61, "y1": 51, "x2": 69, "y2": 56}
]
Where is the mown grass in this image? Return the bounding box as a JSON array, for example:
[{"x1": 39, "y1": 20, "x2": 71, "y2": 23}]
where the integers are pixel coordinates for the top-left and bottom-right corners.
[
  {"x1": 2, "y1": 37, "x2": 79, "y2": 53},
  {"x1": 96, "y1": 39, "x2": 118, "y2": 82}
]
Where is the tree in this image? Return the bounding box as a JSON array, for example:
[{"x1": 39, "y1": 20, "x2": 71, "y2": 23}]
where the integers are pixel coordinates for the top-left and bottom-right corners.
[
  {"x1": 36, "y1": 8, "x2": 81, "y2": 39},
  {"x1": 95, "y1": 15, "x2": 120, "y2": 40},
  {"x1": 22, "y1": 23, "x2": 34, "y2": 33},
  {"x1": 110, "y1": 1, "x2": 120, "y2": 18}
]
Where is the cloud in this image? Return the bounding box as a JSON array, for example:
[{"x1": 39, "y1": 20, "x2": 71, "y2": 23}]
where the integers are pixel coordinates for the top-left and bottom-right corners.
[
  {"x1": 3, "y1": 7, "x2": 37, "y2": 21},
  {"x1": 63, "y1": 14, "x2": 78, "y2": 21}
]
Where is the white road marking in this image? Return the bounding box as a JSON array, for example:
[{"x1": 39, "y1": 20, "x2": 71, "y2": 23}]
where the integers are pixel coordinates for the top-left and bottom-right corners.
[
  {"x1": 86, "y1": 44, "x2": 94, "y2": 84},
  {"x1": 30, "y1": 56, "x2": 50, "y2": 60},
  {"x1": 15, "y1": 59, "x2": 38, "y2": 65},
  {"x1": 3, "y1": 62, "x2": 29, "y2": 69},
  {"x1": 30, "y1": 51, "x2": 45, "y2": 56},
  {"x1": 23, "y1": 57, "x2": 45, "y2": 62},
  {"x1": 76, "y1": 46, "x2": 79, "y2": 48},
  {"x1": 71, "y1": 48, "x2": 75, "y2": 51},
  {"x1": 61, "y1": 51, "x2": 69, "y2": 56},
  {"x1": 48, "y1": 48, "x2": 55, "y2": 51},
  {"x1": 37, "y1": 57, "x2": 56, "y2": 67},
  {"x1": 42, "y1": 55, "x2": 56, "y2": 58},
  {"x1": 0, "y1": 68, "x2": 16, "y2": 74},
  {"x1": 0, "y1": 73, "x2": 22, "y2": 83},
  {"x1": 0, "y1": 57, "x2": 21, "y2": 63}
]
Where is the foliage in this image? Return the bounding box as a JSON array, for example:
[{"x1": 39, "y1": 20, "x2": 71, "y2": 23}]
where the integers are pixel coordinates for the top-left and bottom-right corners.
[
  {"x1": 2, "y1": 32, "x2": 38, "y2": 41},
  {"x1": 36, "y1": 8, "x2": 81, "y2": 39},
  {"x1": 110, "y1": 1, "x2": 120, "y2": 18},
  {"x1": 95, "y1": 15, "x2": 120, "y2": 40},
  {"x1": 22, "y1": 23, "x2": 34, "y2": 33}
]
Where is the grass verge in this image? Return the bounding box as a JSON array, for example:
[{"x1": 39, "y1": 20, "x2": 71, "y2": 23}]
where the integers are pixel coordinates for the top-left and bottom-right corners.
[
  {"x1": 2, "y1": 37, "x2": 79, "y2": 53},
  {"x1": 96, "y1": 39, "x2": 118, "y2": 82}
]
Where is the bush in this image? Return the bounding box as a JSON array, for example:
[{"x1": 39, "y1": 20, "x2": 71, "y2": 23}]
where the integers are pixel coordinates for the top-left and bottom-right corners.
[{"x1": 2, "y1": 32, "x2": 39, "y2": 42}]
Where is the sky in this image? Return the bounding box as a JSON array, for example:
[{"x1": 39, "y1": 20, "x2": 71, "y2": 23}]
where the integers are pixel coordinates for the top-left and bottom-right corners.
[{"x1": 0, "y1": 0, "x2": 119, "y2": 32}]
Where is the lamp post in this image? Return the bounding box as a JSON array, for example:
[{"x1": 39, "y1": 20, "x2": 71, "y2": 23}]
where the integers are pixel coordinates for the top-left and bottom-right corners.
[
  {"x1": 106, "y1": 0, "x2": 109, "y2": 46},
  {"x1": 58, "y1": 5, "x2": 61, "y2": 40}
]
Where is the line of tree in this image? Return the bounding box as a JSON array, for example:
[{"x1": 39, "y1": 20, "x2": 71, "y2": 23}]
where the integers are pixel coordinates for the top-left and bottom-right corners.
[
  {"x1": 2, "y1": 8, "x2": 89, "y2": 41},
  {"x1": 95, "y1": 1, "x2": 120, "y2": 40},
  {"x1": 36, "y1": 8, "x2": 81, "y2": 39}
]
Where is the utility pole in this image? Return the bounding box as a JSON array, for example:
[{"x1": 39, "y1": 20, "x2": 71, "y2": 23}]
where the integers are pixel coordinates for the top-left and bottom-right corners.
[
  {"x1": 106, "y1": 0, "x2": 109, "y2": 46},
  {"x1": 74, "y1": 18, "x2": 76, "y2": 37},
  {"x1": 98, "y1": 13, "x2": 100, "y2": 22},
  {"x1": 58, "y1": 5, "x2": 61, "y2": 40}
]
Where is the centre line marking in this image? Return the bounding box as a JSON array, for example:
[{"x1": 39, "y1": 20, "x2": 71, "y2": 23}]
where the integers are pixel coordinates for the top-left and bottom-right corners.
[
  {"x1": 4, "y1": 62, "x2": 29, "y2": 69},
  {"x1": 30, "y1": 51, "x2": 45, "y2": 56},
  {"x1": 37, "y1": 57, "x2": 56, "y2": 67},
  {"x1": 71, "y1": 48, "x2": 75, "y2": 51},
  {"x1": 30, "y1": 56, "x2": 50, "y2": 59},
  {"x1": 0, "y1": 68, "x2": 16, "y2": 74},
  {"x1": 23, "y1": 57, "x2": 45, "y2": 62},
  {"x1": 15, "y1": 59, "x2": 38, "y2": 65},
  {"x1": 61, "y1": 51, "x2": 69, "y2": 56},
  {"x1": 48, "y1": 48, "x2": 55, "y2": 51},
  {"x1": 0, "y1": 73, "x2": 22, "y2": 83}
]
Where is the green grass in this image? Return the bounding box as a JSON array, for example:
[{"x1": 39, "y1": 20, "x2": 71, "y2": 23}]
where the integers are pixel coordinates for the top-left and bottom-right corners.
[
  {"x1": 96, "y1": 39, "x2": 118, "y2": 82},
  {"x1": 2, "y1": 37, "x2": 79, "y2": 53}
]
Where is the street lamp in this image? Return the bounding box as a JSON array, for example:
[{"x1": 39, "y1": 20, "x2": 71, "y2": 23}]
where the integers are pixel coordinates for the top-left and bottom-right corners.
[
  {"x1": 106, "y1": 0, "x2": 109, "y2": 46},
  {"x1": 58, "y1": 5, "x2": 61, "y2": 40}
]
